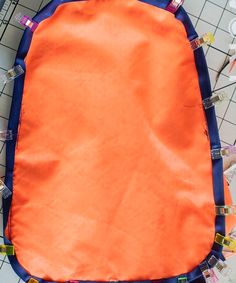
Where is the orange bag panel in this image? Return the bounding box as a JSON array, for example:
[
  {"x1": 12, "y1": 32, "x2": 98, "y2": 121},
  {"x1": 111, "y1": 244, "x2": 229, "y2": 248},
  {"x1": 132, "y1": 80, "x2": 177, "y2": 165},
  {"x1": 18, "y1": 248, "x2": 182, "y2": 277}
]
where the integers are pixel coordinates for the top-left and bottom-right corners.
[{"x1": 7, "y1": 0, "x2": 215, "y2": 281}]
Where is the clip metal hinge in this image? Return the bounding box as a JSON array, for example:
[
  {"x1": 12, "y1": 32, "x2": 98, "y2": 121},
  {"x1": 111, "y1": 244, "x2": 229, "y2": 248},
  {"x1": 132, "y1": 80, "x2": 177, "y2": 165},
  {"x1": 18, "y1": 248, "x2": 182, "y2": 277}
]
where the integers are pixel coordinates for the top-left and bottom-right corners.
[
  {"x1": 28, "y1": 279, "x2": 39, "y2": 283},
  {"x1": 0, "y1": 179, "x2": 12, "y2": 199},
  {"x1": 16, "y1": 13, "x2": 38, "y2": 31},
  {"x1": 203, "y1": 92, "x2": 228, "y2": 109},
  {"x1": 166, "y1": 0, "x2": 184, "y2": 13},
  {"x1": 208, "y1": 255, "x2": 232, "y2": 277},
  {"x1": 211, "y1": 146, "x2": 236, "y2": 160},
  {"x1": 0, "y1": 245, "x2": 15, "y2": 255},
  {"x1": 0, "y1": 65, "x2": 24, "y2": 84},
  {"x1": 216, "y1": 205, "x2": 236, "y2": 216},
  {"x1": 0, "y1": 130, "x2": 13, "y2": 142},
  {"x1": 215, "y1": 233, "x2": 236, "y2": 252},
  {"x1": 190, "y1": 33, "x2": 215, "y2": 51}
]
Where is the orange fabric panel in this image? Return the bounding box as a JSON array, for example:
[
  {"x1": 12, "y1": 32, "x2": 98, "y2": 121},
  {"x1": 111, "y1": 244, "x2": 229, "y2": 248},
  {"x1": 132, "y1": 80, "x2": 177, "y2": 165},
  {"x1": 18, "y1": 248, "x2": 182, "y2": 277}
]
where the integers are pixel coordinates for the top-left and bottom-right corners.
[{"x1": 7, "y1": 0, "x2": 215, "y2": 281}]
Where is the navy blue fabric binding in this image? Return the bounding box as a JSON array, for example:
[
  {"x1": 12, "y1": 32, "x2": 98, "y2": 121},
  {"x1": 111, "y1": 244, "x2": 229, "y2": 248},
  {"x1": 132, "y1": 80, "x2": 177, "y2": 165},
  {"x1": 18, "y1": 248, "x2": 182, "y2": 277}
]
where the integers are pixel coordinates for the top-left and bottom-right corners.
[{"x1": 3, "y1": 0, "x2": 225, "y2": 282}]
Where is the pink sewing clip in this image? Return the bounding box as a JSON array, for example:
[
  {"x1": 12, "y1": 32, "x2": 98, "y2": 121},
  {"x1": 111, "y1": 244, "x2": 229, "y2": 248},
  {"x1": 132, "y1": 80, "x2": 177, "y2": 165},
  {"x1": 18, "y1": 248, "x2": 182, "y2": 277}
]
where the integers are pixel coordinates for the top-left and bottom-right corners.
[
  {"x1": 210, "y1": 269, "x2": 219, "y2": 283},
  {"x1": 166, "y1": 0, "x2": 184, "y2": 13},
  {"x1": 15, "y1": 13, "x2": 38, "y2": 32},
  {"x1": 200, "y1": 261, "x2": 219, "y2": 283}
]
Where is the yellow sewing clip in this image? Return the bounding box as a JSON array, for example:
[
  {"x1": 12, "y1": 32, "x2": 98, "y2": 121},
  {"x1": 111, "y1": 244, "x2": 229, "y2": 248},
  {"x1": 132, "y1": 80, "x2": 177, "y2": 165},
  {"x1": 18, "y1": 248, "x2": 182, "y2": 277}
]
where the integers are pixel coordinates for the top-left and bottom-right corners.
[
  {"x1": 190, "y1": 32, "x2": 215, "y2": 50},
  {"x1": 202, "y1": 32, "x2": 215, "y2": 45},
  {"x1": 215, "y1": 233, "x2": 236, "y2": 252},
  {"x1": 0, "y1": 245, "x2": 15, "y2": 255}
]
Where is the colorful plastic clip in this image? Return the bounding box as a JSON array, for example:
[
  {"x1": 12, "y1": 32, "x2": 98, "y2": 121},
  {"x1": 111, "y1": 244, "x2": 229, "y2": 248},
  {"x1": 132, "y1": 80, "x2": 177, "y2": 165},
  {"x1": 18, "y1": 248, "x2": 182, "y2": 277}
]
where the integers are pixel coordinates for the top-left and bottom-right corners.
[
  {"x1": 166, "y1": 0, "x2": 184, "y2": 13},
  {"x1": 215, "y1": 233, "x2": 236, "y2": 252},
  {"x1": 15, "y1": 13, "x2": 38, "y2": 32},
  {"x1": 208, "y1": 255, "x2": 232, "y2": 277},
  {"x1": 199, "y1": 262, "x2": 213, "y2": 283},
  {"x1": 0, "y1": 179, "x2": 12, "y2": 199},
  {"x1": 190, "y1": 32, "x2": 215, "y2": 51},
  {"x1": 178, "y1": 276, "x2": 188, "y2": 283},
  {"x1": 211, "y1": 146, "x2": 236, "y2": 160},
  {"x1": 216, "y1": 205, "x2": 236, "y2": 216},
  {"x1": 0, "y1": 130, "x2": 13, "y2": 142},
  {"x1": 0, "y1": 245, "x2": 15, "y2": 255},
  {"x1": 0, "y1": 65, "x2": 24, "y2": 84},
  {"x1": 203, "y1": 92, "x2": 228, "y2": 109}
]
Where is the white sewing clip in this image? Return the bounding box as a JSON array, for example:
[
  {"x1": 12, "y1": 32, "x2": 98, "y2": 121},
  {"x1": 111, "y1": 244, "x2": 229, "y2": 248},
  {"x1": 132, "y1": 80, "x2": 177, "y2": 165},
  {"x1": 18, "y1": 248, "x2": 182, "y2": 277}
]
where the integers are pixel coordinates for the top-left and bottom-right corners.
[{"x1": 0, "y1": 65, "x2": 24, "y2": 84}]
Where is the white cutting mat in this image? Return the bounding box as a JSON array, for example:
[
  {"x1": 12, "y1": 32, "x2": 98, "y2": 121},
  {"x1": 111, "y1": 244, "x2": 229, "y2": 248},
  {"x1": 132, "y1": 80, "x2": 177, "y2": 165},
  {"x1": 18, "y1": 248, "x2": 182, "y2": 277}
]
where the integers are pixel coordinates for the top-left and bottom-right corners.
[{"x1": 0, "y1": 0, "x2": 236, "y2": 282}]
